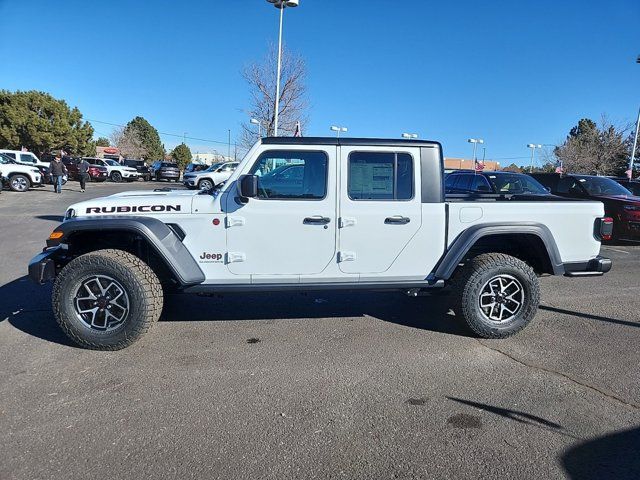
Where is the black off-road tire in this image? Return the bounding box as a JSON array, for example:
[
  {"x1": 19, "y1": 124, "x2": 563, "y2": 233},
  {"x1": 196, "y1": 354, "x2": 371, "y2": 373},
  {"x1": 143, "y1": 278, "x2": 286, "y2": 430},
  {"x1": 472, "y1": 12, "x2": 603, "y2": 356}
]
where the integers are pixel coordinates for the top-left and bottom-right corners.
[
  {"x1": 52, "y1": 249, "x2": 163, "y2": 350},
  {"x1": 111, "y1": 171, "x2": 123, "y2": 183},
  {"x1": 452, "y1": 253, "x2": 540, "y2": 338}
]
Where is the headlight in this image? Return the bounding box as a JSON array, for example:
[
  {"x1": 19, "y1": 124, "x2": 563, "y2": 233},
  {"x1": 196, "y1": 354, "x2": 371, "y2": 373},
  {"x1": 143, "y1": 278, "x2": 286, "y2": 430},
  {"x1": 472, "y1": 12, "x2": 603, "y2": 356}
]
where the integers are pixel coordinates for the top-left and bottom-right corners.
[
  {"x1": 31, "y1": 168, "x2": 40, "y2": 173},
  {"x1": 623, "y1": 205, "x2": 640, "y2": 211},
  {"x1": 64, "y1": 208, "x2": 76, "y2": 220}
]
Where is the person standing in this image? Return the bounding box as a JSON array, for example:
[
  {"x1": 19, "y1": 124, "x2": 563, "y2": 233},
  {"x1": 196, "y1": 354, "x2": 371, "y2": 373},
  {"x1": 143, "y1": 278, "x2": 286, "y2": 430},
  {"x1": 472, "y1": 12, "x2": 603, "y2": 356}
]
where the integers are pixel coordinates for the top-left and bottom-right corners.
[
  {"x1": 78, "y1": 157, "x2": 90, "y2": 192},
  {"x1": 49, "y1": 153, "x2": 67, "y2": 194}
]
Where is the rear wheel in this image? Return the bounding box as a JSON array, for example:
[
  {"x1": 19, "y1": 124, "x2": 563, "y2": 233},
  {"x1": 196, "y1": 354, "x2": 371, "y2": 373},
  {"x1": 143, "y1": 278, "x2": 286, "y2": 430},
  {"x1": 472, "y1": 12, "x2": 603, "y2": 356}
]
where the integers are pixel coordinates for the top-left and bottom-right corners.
[
  {"x1": 52, "y1": 249, "x2": 163, "y2": 350},
  {"x1": 9, "y1": 174, "x2": 30, "y2": 192},
  {"x1": 452, "y1": 253, "x2": 539, "y2": 338},
  {"x1": 111, "y1": 171, "x2": 123, "y2": 183}
]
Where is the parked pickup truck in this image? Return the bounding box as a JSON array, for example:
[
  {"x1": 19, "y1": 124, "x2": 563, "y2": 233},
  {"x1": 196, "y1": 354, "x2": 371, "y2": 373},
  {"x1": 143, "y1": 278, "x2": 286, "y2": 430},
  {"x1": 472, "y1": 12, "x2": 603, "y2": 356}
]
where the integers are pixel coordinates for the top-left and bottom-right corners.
[{"x1": 28, "y1": 137, "x2": 613, "y2": 350}]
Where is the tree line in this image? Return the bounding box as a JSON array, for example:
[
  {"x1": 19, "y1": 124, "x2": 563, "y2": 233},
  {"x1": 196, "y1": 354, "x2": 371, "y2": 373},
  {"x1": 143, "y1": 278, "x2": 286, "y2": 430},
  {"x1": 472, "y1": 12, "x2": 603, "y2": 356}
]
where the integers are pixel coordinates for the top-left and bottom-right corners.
[{"x1": 0, "y1": 90, "x2": 192, "y2": 168}]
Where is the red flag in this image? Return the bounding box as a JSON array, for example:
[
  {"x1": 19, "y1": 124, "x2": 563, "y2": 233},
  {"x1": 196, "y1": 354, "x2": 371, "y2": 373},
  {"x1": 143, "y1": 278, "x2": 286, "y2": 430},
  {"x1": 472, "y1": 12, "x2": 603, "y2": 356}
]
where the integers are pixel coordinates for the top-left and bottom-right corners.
[{"x1": 293, "y1": 121, "x2": 302, "y2": 137}]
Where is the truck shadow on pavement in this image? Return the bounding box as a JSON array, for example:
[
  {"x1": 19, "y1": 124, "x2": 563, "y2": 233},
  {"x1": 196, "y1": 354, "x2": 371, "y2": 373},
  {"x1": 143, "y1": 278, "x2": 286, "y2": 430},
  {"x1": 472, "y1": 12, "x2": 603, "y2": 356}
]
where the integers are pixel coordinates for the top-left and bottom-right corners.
[
  {"x1": 2, "y1": 277, "x2": 472, "y2": 346},
  {"x1": 161, "y1": 290, "x2": 473, "y2": 337},
  {"x1": 560, "y1": 426, "x2": 640, "y2": 480},
  {"x1": 0, "y1": 276, "x2": 77, "y2": 347}
]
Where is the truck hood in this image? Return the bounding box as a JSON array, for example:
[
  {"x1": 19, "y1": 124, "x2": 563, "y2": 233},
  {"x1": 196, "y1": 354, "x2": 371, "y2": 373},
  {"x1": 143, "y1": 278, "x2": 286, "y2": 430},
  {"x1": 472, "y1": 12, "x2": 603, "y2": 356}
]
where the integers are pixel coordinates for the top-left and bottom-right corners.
[{"x1": 66, "y1": 189, "x2": 200, "y2": 218}]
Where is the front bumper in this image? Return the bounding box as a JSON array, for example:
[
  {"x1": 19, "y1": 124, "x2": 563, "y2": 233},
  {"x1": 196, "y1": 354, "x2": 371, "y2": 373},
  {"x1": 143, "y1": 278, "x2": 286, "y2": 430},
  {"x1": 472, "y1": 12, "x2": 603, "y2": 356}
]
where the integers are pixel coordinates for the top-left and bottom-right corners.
[
  {"x1": 563, "y1": 255, "x2": 612, "y2": 277},
  {"x1": 183, "y1": 178, "x2": 196, "y2": 187},
  {"x1": 28, "y1": 247, "x2": 63, "y2": 284},
  {"x1": 122, "y1": 171, "x2": 139, "y2": 178}
]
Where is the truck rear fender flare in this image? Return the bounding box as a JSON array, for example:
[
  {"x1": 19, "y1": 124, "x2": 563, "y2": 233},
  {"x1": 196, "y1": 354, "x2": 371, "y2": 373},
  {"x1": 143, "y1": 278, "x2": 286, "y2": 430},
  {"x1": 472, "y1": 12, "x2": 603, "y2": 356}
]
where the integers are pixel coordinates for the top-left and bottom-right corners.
[
  {"x1": 52, "y1": 216, "x2": 205, "y2": 286},
  {"x1": 432, "y1": 222, "x2": 564, "y2": 280}
]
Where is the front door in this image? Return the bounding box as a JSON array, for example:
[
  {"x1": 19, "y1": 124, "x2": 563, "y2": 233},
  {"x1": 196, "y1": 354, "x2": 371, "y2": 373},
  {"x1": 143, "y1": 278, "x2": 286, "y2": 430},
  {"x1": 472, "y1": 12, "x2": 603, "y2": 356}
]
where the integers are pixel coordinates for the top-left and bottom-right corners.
[
  {"x1": 225, "y1": 147, "x2": 337, "y2": 276},
  {"x1": 338, "y1": 147, "x2": 422, "y2": 274}
]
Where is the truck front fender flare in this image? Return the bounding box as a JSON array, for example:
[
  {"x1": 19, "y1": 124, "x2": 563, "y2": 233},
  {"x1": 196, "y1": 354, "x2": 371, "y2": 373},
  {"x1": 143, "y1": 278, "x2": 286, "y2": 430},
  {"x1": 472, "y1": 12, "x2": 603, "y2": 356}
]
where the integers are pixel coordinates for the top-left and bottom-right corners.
[
  {"x1": 433, "y1": 222, "x2": 564, "y2": 280},
  {"x1": 52, "y1": 216, "x2": 205, "y2": 286}
]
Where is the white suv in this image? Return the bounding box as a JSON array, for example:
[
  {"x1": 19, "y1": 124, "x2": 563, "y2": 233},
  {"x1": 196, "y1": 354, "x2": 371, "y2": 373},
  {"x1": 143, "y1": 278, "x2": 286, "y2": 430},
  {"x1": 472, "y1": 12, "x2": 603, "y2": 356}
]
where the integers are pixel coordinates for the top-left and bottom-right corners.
[
  {"x1": 182, "y1": 161, "x2": 239, "y2": 190},
  {"x1": 90, "y1": 158, "x2": 139, "y2": 182},
  {"x1": 0, "y1": 149, "x2": 48, "y2": 169},
  {"x1": 0, "y1": 153, "x2": 43, "y2": 192}
]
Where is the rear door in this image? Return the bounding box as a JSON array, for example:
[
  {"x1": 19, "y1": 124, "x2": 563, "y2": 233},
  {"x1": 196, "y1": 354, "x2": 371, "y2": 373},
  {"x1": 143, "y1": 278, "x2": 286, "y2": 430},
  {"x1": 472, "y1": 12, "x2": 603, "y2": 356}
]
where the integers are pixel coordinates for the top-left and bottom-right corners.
[{"x1": 337, "y1": 147, "x2": 422, "y2": 274}]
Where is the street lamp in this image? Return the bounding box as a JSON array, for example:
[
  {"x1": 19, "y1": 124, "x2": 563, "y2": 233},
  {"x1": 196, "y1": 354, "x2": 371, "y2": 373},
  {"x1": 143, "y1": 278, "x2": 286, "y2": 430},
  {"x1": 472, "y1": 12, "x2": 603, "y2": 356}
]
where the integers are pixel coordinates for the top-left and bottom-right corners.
[
  {"x1": 266, "y1": 0, "x2": 299, "y2": 137},
  {"x1": 467, "y1": 138, "x2": 484, "y2": 161},
  {"x1": 628, "y1": 55, "x2": 640, "y2": 179},
  {"x1": 330, "y1": 126, "x2": 348, "y2": 138},
  {"x1": 527, "y1": 143, "x2": 542, "y2": 173},
  {"x1": 402, "y1": 133, "x2": 418, "y2": 139},
  {"x1": 250, "y1": 118, "x2": 263, "y2": 138}
]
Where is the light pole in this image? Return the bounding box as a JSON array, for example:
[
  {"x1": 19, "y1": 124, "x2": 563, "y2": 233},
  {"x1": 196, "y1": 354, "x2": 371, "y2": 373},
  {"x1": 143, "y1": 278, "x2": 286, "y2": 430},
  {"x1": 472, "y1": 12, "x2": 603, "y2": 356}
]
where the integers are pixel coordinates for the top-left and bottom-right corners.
[
  {"x1": 330, "y1": 126, "x2": 348, "y2": 138},
  {"x1": 628, "y1": 55, "x2": 640, "y2": 179},
  {"x1": 266, "y1": 0, "x2": 299, "y2": 137},
  {"x1": 250, "y1": 118, "x2": 263, "y2": 139},
  {"x1": 402, "y1": 133, "x2": 418, "y2": 139},
  {"x1": 467, "y1": 138, "x2": 484, "y2": 162},
  {"x1": 527, "y1": 143, "x2": 542, "y2": 173}
]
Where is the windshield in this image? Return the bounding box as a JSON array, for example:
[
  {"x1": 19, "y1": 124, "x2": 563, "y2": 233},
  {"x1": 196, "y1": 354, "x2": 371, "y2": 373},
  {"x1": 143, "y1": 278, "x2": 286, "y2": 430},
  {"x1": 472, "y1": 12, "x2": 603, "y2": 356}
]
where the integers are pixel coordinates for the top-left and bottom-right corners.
[
  {"x1": 105, "y1": 159, "x2": 120, "y2": 166},
  {"x1": 206, "y1": 162, "x2": 224, "y2": 172},
  {"x1": 576, "y1": 176, "x2": 633, "y2": 196},
  {"x1": 487, "y1": 173, "x2": 549, "y2": 195}
]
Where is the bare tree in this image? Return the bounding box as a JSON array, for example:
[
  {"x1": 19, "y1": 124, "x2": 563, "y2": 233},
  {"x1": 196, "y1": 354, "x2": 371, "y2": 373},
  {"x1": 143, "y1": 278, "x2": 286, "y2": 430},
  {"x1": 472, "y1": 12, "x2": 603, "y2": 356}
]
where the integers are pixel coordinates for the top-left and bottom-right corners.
[
  {"x1": 110, "y1": 126, "x2": 147, "y2": 160},
  {"x1": 554, "y1": 116, "x2": 631, "y2": 175},
  {"x1": 240, "y1": 44, "x2": 309, "y2": 150}
]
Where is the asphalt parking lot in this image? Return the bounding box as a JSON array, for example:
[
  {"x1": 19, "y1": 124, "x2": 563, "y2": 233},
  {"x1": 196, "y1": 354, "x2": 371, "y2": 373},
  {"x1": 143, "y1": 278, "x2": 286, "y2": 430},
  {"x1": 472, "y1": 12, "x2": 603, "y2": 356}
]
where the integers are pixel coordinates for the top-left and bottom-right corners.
[{"x1": 1, "y1": 180, "x2": 639, "y2": 480}]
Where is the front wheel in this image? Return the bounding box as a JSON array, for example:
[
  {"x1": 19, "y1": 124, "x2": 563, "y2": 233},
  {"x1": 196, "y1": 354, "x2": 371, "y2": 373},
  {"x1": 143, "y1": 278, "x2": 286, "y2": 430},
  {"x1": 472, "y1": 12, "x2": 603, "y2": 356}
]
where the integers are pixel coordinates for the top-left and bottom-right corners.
[
  {"x1": 111, "y1": 171, "x2": 123, "y2": 183},
  {"x1": 9, "y1": 174, "x2": 30, "y2": 192},
  {"x1": 52, "y1": 249, "x2": 163, "y2": 350},
  {"x1": 452, "y1": 253, "x2": 540, "y2": 338},
  {"x1": 198, "y1": 179, "x2": 214, "y2": 190}
]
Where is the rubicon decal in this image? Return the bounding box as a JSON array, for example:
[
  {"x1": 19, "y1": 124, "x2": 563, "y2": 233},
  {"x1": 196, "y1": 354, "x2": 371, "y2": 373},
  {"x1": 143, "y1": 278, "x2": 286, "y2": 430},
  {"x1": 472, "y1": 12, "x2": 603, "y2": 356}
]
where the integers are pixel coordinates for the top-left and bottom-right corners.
[{"x1": 85, "y1": 205, "x2": 182, "y2": 214}]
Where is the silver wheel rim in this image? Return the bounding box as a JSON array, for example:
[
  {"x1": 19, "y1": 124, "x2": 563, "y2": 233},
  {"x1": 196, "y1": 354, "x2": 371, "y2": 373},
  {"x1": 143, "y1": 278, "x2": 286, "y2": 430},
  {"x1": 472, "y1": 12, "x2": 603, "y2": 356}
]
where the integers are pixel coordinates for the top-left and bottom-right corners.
[
  {"x1": 12, "y1": 176, "x2": 28, "y2": 191},
  {"x1": 478, "y1": 274, "x2": 524, "y2": 323},
  {"x1": 74, "y1": 275, "x2": 130, "y2": 331},
  {"x1": 200, "y1": 180, "x2": 213, "y2": 190}
]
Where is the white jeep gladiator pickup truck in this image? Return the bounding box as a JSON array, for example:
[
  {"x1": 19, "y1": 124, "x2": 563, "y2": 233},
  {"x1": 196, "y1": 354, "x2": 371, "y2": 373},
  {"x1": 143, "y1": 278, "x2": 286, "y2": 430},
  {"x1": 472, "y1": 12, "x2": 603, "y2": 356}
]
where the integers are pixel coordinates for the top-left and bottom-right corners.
[{"x1": 29, "y1": 137, "x2": 613, "y2": 350}]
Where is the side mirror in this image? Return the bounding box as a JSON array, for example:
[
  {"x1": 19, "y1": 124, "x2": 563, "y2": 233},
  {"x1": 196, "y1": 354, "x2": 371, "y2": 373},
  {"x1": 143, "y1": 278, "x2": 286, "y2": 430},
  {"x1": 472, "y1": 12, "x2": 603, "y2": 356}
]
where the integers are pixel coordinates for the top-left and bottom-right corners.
[{"x1": 238, "y1": 174, "x2": 258, "y2": 198}]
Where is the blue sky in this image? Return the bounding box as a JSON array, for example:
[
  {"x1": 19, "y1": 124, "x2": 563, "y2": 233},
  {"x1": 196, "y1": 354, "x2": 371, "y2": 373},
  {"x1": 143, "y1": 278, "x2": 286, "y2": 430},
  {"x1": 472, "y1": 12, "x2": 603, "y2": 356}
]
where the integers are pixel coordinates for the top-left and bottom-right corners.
[{"x1": 0, "y1": 0, "x2": 638, "y2": 164}]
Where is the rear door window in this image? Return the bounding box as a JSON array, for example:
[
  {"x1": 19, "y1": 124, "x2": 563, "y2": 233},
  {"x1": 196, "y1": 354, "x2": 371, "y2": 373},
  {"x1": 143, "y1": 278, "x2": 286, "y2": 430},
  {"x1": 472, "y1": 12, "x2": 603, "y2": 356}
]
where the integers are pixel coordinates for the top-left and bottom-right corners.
[{"x1": 348, "y1": 152, "x2": 413, "y2": 200}]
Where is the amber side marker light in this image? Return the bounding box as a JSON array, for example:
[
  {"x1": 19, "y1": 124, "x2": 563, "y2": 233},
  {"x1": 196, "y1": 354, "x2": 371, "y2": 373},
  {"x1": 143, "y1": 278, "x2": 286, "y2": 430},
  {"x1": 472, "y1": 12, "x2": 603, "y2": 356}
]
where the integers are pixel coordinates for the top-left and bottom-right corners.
[{"x1": 49, "y1": 231, "x2": 64, "y2": 240}]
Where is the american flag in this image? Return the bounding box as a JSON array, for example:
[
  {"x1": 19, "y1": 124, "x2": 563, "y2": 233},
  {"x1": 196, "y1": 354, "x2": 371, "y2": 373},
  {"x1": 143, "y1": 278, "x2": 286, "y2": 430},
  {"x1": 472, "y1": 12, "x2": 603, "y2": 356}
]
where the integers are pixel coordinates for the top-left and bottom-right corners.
[
  {"x1": 474, "y1": 159, "x2": 484, "y2": 171},
  {"x1": 626, "y1": 169, "x2": 633, "y2": 179},
  {"x1": 21, "y1": 146, "x2": 27, "y2": 152},
  {"x1": 293, "y1": 121, "x2": 302, "y2": 137},
  {"x1": 555, "y1": 166, "x2": 564, "y2": 174}
]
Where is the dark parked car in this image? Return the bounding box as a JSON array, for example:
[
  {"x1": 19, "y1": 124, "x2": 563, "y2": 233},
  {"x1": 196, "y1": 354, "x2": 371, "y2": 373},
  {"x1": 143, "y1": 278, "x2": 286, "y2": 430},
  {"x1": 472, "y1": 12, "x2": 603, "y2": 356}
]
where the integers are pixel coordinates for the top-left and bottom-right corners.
[
  {"x1": 610, "y1": 177, "x2": 640, "y2": 196},
  {"x1": 150, "y1": 161, "x2": 180, "y2": 182},
  {"x1": 532, "y1": 173, "x2": 640, "y2": 241},
  {"x1": 184, "y1": 163, "x2": 209, "y2": 174},
  {"x1": 61, "y1": 157, "x2": 108, "y2": 182},
  {"x1": 445, "y1": 170, "x2": 552, "y2": 196},
  {"x1": 123, "y1": 159, "x2": 151, "y2": 181}
]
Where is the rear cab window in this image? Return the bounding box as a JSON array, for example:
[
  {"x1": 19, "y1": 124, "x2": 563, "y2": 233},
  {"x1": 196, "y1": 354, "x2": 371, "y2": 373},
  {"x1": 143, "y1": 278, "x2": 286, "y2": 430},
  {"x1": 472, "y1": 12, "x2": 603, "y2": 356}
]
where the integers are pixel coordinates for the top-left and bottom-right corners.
[{"x1": 348, "y1": 151, "x2": 413, "y2": 200}]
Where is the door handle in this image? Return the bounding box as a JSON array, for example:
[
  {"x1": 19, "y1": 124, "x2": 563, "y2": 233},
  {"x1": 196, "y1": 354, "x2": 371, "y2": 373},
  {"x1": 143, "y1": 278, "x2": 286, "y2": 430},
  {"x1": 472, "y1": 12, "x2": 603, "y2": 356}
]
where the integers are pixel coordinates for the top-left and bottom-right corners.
[
  {"x1": 303, "y1": 216, "x2": 331, "y2": 225},
  {"x1": 384, "y1": 216, "x2": 411, "y2": 225}
]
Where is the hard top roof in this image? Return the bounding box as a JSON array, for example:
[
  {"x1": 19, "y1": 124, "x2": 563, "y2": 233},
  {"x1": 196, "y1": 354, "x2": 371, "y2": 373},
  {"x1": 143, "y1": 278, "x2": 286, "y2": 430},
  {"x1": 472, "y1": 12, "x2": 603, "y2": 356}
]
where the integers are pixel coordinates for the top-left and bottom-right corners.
[{"x1": 261, "y1": 136, "x2": 441, "y2": 148}]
